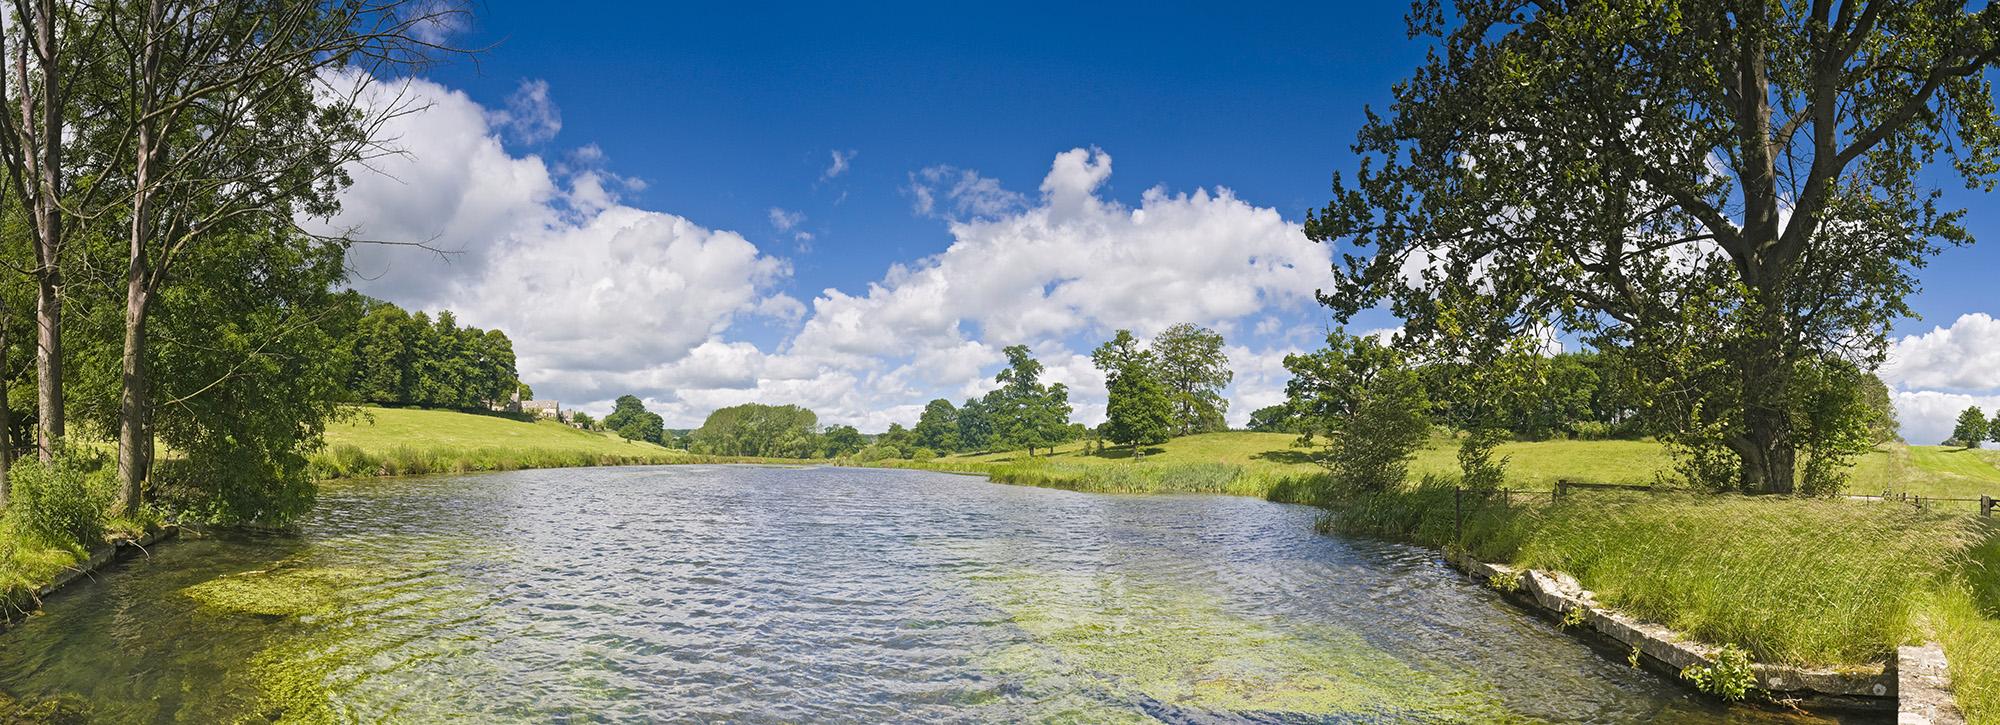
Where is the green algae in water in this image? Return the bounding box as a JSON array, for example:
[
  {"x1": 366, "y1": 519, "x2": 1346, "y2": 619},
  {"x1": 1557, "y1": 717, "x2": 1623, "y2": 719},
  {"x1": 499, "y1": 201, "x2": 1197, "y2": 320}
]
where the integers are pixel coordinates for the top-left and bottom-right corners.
[
  {"x1": 182, "y1": 566, "x2": 377, "y2": 618},
  {"x1": 968, "y1": 569, "x2": 1505, "y2": 720}
]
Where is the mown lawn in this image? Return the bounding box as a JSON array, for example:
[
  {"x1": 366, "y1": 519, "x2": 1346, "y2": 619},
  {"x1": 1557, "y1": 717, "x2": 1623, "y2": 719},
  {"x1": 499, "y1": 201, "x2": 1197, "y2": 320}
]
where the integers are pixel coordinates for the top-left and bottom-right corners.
[{"x1": 314, "y1": 406, "x2": 688, "y2": 477}]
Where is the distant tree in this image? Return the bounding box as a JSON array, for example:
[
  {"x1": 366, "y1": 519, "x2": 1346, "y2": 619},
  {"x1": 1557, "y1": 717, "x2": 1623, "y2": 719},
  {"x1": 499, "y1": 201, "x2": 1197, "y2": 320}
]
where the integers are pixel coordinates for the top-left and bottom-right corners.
[
  {"x1": 1093, "y1": 330, "x2": 1173, "y2": 456},
  {"x1": 605, "y1": 395, "x2": 666, "y2": 444},
  {"x1": 956, "y1": 397, "x2": 993, "y2": 452},
  {"x1": 691, "y1": 403, "x2": 820, "y2": 457},
  {"x1": 1152, "y1": 323, "x2": 1232, "y2": 435},
  {"x1": 1859, "y1": 374, "x2": 1901, "y2": 445},
  {"x1": 1284, "y1": 330, "x2": 1431, "y2": 494},
  {"x1": 990, "y1": 345, "x2": 1072, "y2": 455},
  {"x1": 517, "y1": 383, "x2": 535, "y2": 402},
  {"x1": 914, "y1": 399, "x2": 961, "y2": 452},
  {"x1": 1952, "y1": 407, "x2": 1988, "y2": 449},
  {"x1": 1991, "y1": 411, "x2": 2000, "y2": 447},
  {"x1": 822, "y1": 425, "x2": 866, "y2": 457},
  {"x1": 571, "y1": 411, "x2": 596, "y2": 430},
  {"x1": 1246, "y1": 404, "x2": 1296, "y2": 433}
]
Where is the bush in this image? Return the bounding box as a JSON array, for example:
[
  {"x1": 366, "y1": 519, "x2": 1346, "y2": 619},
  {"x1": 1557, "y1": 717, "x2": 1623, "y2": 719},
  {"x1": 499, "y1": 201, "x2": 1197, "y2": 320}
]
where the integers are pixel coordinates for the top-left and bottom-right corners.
[{"x1": 5, "y1": 450, "x2": 114, "y2": 549}]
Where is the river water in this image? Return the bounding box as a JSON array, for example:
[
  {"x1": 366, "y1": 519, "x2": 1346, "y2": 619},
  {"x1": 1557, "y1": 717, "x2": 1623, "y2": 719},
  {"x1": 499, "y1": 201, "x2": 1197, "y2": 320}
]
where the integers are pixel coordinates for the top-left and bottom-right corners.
[{"x1": 0, "y1": 465, "x2": 1861, "y2": 723}]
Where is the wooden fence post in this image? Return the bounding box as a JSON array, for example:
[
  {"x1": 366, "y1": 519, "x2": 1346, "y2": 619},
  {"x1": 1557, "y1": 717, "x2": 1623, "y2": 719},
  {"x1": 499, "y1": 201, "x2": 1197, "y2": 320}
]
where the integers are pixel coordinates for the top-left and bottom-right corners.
[{"x1": 1983, "y1": 495, "x2": 1993, "y2": 518}]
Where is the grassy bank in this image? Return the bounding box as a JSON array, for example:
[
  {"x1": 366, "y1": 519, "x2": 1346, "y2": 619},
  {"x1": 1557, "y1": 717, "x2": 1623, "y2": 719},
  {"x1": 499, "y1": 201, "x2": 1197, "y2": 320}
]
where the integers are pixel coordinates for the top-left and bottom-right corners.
[
  {"x1": 1322, "y1": 480, "x2": 2000, "y2": 720},
  {"x1": 313, "y1": 406, "x2": 691, "y2": 478},
  {"x1": 917, "y1": 431, "x2": 2000, "y2": 502}
]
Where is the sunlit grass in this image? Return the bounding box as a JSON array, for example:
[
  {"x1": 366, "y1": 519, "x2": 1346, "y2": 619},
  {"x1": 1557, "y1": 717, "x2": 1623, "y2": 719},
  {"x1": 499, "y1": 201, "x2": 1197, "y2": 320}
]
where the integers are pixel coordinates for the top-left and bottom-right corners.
[{"x1": 314, "y1": 406, "x2": 690, "y2": 478}]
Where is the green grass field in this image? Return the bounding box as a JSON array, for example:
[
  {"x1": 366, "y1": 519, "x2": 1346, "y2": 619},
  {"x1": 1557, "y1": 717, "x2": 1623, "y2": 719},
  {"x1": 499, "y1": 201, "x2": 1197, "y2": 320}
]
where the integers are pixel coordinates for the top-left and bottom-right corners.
[
  {"x1": 313, "y1": 406, "x2": 690, "y2": 478},
  {"x1": 934, "y1": 432, "x2": 2000, "y2": 501}
]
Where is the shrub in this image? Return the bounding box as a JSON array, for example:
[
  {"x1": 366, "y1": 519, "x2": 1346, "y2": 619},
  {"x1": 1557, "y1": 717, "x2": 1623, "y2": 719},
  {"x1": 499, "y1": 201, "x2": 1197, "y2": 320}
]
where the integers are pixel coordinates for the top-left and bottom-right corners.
[{"x1": 5, "y1": 450, "x2": 114, "y2": 549}]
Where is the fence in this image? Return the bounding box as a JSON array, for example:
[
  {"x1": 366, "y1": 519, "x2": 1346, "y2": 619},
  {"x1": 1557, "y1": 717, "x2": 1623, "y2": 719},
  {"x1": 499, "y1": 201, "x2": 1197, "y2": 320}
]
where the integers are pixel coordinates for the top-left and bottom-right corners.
[{"x1": 1452, "y1": 479, "x2": 1995, "y2": 544}]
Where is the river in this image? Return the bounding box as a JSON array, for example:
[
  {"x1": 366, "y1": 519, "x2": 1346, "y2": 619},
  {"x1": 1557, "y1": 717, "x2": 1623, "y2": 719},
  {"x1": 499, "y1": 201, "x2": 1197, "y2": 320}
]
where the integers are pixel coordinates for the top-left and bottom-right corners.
[{"x1": 0, "y1": 465, "x2": 1861, "y2": 723}]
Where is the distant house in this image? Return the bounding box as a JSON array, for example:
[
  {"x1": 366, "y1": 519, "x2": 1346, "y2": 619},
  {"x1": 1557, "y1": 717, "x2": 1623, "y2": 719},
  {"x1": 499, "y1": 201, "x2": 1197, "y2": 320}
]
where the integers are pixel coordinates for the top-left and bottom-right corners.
[{"x1": 522, "y1": 400, "x2": 563, "y2": 422}]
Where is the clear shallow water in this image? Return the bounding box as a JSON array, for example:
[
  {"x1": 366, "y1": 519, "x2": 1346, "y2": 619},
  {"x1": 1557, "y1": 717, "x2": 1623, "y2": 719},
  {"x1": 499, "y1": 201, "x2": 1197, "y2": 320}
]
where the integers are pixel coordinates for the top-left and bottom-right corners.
[{"x1": 0, "y1": 465, "x2": 1864, "y2": 723}]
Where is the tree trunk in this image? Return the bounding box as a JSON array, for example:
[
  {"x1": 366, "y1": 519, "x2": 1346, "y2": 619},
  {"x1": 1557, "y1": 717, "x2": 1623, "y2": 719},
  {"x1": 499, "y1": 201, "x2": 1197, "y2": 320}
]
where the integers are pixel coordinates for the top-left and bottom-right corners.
[
  {"x1": 1736, "y1": 295, "x2": 1797, "y2": 495},
  {"x1": 0, "y1": 309, "x2": 10, "y2": 509},
  {"x1": 34, "y1": 266, "x2": 60, "y2": 460},
  {"x1": 23, "y1": 0, "x2": 64, "y2": 462},
  {"x1": 115, "y1": 281, "x2": 151, "y2": 518}
]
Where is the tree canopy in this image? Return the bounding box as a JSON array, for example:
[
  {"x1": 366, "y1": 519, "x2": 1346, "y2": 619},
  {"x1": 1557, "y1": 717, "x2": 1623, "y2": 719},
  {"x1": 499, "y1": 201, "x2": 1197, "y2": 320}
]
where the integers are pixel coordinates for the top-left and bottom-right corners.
[
  {"x1": 987, "y1": 345, "x2": 1073, "y2": 456},
  {"x1": 1093, "y1": 330, "x2": 1173, "y2": 455},
  {"x1": 1152, "y1": 323, "x2": 1232, "y2": 435},
  {"x1": 1312, "y1": 0, "x2": 2000, "y2": 494},
  {"x1": 605, "y1": 396, "x2": 667, "y2": 445}
]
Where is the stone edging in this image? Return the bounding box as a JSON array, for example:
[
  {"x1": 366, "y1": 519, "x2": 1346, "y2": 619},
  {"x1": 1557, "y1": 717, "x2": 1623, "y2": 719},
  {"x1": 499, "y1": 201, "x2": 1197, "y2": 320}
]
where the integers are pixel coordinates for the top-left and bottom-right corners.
[
  {"x1": 3, "y1": 525, "x2": 180, "y2": 631},
  {"x1": 1443, "y1": 549, "x2": 1901, "y2": 710},
  {"x1": 1897, "y1": 643, "x2": 1967, "y2": 725}
]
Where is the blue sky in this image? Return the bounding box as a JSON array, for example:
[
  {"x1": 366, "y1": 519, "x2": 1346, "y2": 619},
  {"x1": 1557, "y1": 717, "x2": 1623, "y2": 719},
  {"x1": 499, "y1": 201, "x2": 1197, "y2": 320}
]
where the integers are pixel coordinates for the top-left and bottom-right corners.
[{"x1": 333, "y1": 2, "x2": 2000, "y2": 443}]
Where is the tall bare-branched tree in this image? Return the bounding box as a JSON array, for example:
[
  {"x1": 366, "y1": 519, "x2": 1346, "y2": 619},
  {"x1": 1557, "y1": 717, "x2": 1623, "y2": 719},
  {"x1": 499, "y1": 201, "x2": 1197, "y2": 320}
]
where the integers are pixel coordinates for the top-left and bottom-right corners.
[{"x1": 96, "y1": 0, "x2": 462, "y2": 515}]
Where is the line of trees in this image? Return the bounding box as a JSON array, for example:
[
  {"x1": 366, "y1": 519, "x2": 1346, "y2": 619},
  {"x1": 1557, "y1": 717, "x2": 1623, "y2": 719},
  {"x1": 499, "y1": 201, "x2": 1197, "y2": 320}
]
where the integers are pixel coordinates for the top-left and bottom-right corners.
[
  {"x1": 1090, "y1": 324, "x2": 1233, "y2": 455},
  {"x1": 346, "y1": 303, "x2": 521, "y2": 411},
  {"x1": 0, "y1": 0, "x2": 461, "y2": 526}
]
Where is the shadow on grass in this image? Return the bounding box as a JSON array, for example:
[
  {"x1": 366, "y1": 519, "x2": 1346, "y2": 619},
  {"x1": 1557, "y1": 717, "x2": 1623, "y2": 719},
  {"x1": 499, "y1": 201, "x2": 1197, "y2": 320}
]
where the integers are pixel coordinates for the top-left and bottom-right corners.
[
  {"x1": 1087, "y1": 446, "x2": 1167, "y2": 460},
  {"x1": 1251, "y1": 449, "x2": 1319, "y2": 466}
]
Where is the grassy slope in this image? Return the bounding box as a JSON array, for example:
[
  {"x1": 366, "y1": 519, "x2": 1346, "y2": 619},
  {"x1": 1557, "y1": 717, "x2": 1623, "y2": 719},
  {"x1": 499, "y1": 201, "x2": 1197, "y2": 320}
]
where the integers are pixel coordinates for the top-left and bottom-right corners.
[{"x1": 315, "y1": 406, "x2": 689, "y2": 477}]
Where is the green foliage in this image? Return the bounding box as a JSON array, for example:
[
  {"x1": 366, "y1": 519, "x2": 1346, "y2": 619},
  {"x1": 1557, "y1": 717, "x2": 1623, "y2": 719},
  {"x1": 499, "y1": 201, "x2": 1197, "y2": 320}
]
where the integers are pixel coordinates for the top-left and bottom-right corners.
[
  {"x1": 1456, "y1": 427, "x2": 1511, "y2": 491},
  {"x1": 4, "y1": 449, "x2": 114, "y2": 549},
  {"x1": 571, "y1": 411, "x2": 596, "y2": 430},
  {"x1": 345, "y1": 301, "x2": 520, "y2": 411},
  {"x1": 1284, "y1": 330, "x2": 1431, "y2": 492},
  {"x1": 1680, "y1": 645, "x2": 1758, "y2": 702},
  {"x1": 1093, "y1": 330, "x2": 1174, "y2": 455},
  {"x1": 1151, "y1": 323, "x2": 1232, "y2": 435},
  {"x1": 143, "y1": 231, "x2": 353, "y2": 526},
  {"x1": 822, "y1": 424, "x2": 865, "y2": 457},
  {"x1": 1957, "y1": 406, "x2": 1991, "y2": 449},
  {"x1": 987, "y1": 345, "x2": 1073, "y2": 455},
  {"x1": 914, "y1": 399, "x2": 960, "y2": 452},
  {"x1": 1312, "y1": 0, "x2": 2000, "y2": 494},
  {"x1": 1246, "y1": 404, "x2": 1297, "y2": 433},
  {"x1": 690, "y1": 402, "x2": 821, "y2": 458},
  {"x1": 956, "y1": 397, "x2": 994, "y2": 452},
  {"x1": 605, "y1": 395, "x2": 666, "y2": 445}
]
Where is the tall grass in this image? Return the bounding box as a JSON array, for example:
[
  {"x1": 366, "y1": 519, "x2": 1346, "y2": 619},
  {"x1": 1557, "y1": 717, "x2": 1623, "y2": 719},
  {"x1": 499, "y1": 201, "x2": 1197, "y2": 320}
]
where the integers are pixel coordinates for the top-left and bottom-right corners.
[
  {"x1": 871, "y1": 456, "x2": 1328, "y2": 503},
  {"x1": 1321, "y1": 484, "x2": 1988, "y2": 668}
]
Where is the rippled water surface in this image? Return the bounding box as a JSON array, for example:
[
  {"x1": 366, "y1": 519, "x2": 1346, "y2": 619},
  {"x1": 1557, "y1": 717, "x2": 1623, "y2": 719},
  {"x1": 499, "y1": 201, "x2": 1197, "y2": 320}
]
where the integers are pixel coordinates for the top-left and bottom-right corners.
[{"x1": 1, "y1": 465, "x2": 1864, "y2": 723}]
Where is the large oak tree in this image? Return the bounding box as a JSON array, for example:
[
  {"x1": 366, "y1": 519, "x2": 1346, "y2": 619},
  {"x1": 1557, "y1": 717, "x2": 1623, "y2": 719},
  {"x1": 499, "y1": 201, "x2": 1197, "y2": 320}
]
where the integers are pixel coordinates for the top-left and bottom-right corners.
[{"x1": 1313, "y1": 0, "x2": 2000, "y2": 493}]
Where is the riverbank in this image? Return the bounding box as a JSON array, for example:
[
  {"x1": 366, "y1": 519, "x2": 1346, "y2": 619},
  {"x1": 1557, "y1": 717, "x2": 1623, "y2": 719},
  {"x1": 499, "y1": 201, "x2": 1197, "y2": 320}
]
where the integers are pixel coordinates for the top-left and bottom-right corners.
[
  {"x1": 877, "y1": 436, "x2": 2000, "y2": 721},
  {"x1": 1323, "y1": 482, "x2": 1999, "y2": 722}
]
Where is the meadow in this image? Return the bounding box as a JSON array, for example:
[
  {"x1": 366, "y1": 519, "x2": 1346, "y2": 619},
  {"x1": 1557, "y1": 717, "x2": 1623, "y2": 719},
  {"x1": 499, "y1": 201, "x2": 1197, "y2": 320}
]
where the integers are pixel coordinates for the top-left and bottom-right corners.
[{"x1": 311, "y1": 406, "x2": 691, "y2": 478}]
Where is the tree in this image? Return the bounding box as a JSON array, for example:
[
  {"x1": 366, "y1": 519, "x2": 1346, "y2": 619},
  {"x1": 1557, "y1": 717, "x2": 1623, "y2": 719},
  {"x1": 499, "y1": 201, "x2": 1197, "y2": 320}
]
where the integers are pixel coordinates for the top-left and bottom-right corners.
[
  {"x1": 1312, "y1": 1, "x2": 2000, "y2": 494},
  {"x1": 1151, "y1": 323, "x2": 1232, "y2": 435},
  {"x1": 1952, "y1": 406, "x2": 1988, "y2": 449},
  {"x1": 92, "y1": 0, "x2": 463, "y2": 516},
  {"x1": 956, "y1": 397, "x2": 993, "y2": 452},
  {"x1": 822, "y1": 425, "x2": 865, "y2": 457},
  {"x1": 1247, "y1": 404, "x2": 1297, "y2": 433},
  {"x1": 1859, "y1": 374, "x2": 1901, "y2": 445},
  {"x1": 1093, "y1": 330, "x2": 1172, "y2": 455},
  {"x1": 989, "y1": 345, "x2": 1071, "y2": 455},
  {"x1": 1100, "y1": 359, "x2": 1172, "y2": 456},
  {"x1": 1284, "y1": 330, "x2": 1431, "y2": 494},
  {"x1": 914, "y1": 399, "x2": 960, "y2": 452},
  {"x1": 689, "y1": 403, "x2": 819, "y2": 457},
  {"x1": 605, "y1": 395, "x2": 665, "y2": 445},
  {"x1": 571, "y1": 411, "x2": 596, "y2": 430}
]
